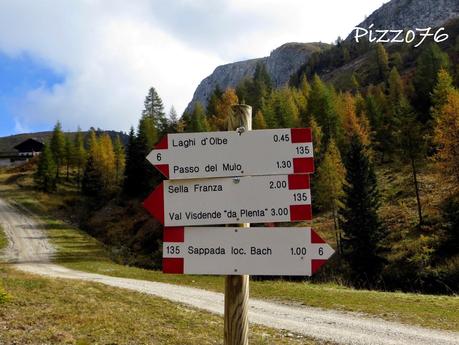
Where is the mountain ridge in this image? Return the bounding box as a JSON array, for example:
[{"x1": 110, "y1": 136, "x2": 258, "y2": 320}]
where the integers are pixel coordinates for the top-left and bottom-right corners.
[
  {"x1": 186, "y1": 0, "x2": 459, "y2": 113},
  {"x1": 185, "y1": 42, "x2": 328, "y2": 113}
]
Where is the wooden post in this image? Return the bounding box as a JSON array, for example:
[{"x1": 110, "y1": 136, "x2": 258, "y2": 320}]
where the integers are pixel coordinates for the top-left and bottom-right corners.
[{"x1": 224, "y1": 104, "x2": 251, "y2": 345}]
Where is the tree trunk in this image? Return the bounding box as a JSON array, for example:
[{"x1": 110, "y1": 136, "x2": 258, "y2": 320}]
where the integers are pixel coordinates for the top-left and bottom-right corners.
[
  {"x1": 411, "y1": 156, "x2": 423, "y2": 226},
  {"x1": 331, "y1": 203, "x2": 341, "y2": 254}
]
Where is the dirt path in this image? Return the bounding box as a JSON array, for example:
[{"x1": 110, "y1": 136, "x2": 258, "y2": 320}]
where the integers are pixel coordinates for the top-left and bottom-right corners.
[{"x1": 0, "y1": 197, "x2": 457, "y2": 345}]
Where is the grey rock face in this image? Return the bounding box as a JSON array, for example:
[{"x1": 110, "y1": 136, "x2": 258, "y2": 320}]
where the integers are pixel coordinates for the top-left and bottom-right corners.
[
  {"x1": 185, "y1": 42, "x2": 327, "y2": 113},
  {"x1": 347, "y1": 0, "x2": 459, "y2": 40},
  {"x1": 186, "y1": 0, "x2": 459, "y2": 114}
]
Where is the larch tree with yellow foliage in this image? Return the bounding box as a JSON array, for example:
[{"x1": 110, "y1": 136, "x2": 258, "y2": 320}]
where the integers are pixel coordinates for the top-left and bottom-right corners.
[
  {"x1": 315, "y1": 139, "x2": 346, "y2": 253},
  {"x1": 338, "y1": 92, "x2": 370, "y2": 147},
  {"x1": 253, "y1": 110, "x2": 267, "y2": 129},
  {"x1": 211, "y1": 88, "x2": 238, "y2": 130},
  {"x1": 434, "y1": 89, "x2": 459, "y2": 187}
]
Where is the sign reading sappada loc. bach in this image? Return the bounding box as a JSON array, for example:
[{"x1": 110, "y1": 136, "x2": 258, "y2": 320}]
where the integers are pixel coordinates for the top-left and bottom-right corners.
[
  {"x1": 146, "y1": 128, "x2": 314, "y2": 179},
  {"x1": 162, "y1": 227, "x2": 334, "y2": 275},
  {"x1": 143, "y1": 174, "x2": 312, "y2": 226}
]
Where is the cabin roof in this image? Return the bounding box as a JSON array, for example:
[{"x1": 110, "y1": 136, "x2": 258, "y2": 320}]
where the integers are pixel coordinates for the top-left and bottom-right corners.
[{"x1": 13, "y1": 138, "x2": 45, "y2": 152}]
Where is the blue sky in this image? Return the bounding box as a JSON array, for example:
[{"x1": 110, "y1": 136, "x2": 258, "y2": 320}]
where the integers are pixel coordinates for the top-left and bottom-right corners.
[
  {"x1": 0, "y1": 53, "x2": 64, "y2": 136},
  {"x1": 0, "y1": 0, "x2": 385, "y2": 137}
]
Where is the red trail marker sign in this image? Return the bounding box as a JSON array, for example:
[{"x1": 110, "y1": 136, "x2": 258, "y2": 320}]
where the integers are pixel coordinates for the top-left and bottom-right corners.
[
  {"x1": 144, "y1": 174, "x2": 312, "y2": 226},
  {"x1": 162, "y1": 226, "x2": 334, "y2": 276},
  {"x1": 147, "y1": 128, "x2": 314, "y2": 179}
]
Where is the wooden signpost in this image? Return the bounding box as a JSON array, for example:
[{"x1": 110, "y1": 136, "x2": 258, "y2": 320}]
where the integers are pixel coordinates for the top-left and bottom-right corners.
[{"x1": 143, "y1": 104, "x2": 334, "y2": 345}]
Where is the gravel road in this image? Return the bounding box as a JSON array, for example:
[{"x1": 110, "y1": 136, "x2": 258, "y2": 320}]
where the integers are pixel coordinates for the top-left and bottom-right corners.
[{"x1": 0, "y1": 197, "x2": 457, "y2": 345}]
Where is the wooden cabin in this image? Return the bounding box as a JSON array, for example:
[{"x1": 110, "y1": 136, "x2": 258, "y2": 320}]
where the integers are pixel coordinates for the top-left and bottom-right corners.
[{"x1": 13, "y1": 138, "x2": 44, "y2": 157}]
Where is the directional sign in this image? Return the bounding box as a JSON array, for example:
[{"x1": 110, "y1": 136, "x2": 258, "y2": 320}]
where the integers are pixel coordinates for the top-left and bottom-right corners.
[
  {"x1": 147, "y1": 128, "x2": 314, "y2": 179},
  {"x1": 162, "y1": 227, "x2": 334, "y2": 275},
  {"x1": 144, "y1": 174, "x2": 312, "y2": 226}
]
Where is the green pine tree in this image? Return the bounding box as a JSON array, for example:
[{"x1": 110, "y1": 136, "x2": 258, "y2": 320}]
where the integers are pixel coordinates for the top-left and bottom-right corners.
[
  {"x1": 316, "y1": 139, "x2": 346, "y2": 253},
  {"x1": 339, "y1": 136, "x2": 386, "y2": 287},
  {"x1": 397, "y1": 99, "x2": 426, "y2": 226},
  {"x1": 189, "y1": 103, "x2": 210, "y2": 132},
  {"x1": 64, "y1": 135, "x2": 74, "y2": 181},
  {"x1": 73, "y1": 127, "x2": 87, "y2": 188},
  {"x1": 113, "y1": 135, "x2": 126, "y2": 187},
  {"x1": 413, "y1": 43, "x2": 450, "y2": 120},
  {"x1": 35, "y1": 145, "x2": 57, "y2": 192},
  {"x1": 50, "y1": 121, "x2": 65, "y2": 180},
  {"x1": 375, "y1": 43, "x2": 389, "y2": 81},
  {"x1": 143, "y1": 87, "x2": 168, "y2": 133}
]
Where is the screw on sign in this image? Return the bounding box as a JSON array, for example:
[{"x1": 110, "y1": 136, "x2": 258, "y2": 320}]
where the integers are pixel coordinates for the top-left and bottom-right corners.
[{"x1": 146, "y1": 128, "x2": 314, "y2": 180}]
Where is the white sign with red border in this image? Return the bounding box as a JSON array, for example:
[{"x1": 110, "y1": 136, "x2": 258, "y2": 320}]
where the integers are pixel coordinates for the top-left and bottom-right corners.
[
  {"x1": 162, "y1": 227, "x2": 334, "y2": 275},
  {"x1": 147, "y1": 128, "x2": 314, "y2": 179},
  {"x1": 144, "y1": 174, "x2": 312, "y2": 226}
]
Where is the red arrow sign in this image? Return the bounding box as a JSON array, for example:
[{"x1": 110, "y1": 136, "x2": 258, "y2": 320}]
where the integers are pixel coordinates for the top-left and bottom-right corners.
[
  {"x1": 147, "y1": 128, "x2": 314, "y2": 180},
  {"x1": 144, "y1": 174, "x2": 312, "y2": 226},
  {"x1": 162, "y1": 227, "x2": 333, "y2": 275}
]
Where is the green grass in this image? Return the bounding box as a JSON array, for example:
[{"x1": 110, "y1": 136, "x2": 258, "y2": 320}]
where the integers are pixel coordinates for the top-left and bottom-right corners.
[
  {"x1": 0, "y1": 265, "x2": 319, "y2": 345},
  {"x1": 0, "y1": 226, "x2": 9, "y2": 304},
  {"x1": 1, "y1": 170, "x2": 459, "y2": 332},
  {"x1": 0, "y1": 225, "x2": 7, "y2": 251}
]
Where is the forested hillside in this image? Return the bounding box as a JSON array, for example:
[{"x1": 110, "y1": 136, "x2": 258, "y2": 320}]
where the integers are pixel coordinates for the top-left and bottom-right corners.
[{"x1": 20, "y1": 17, "x2": 459, "y2": 294}]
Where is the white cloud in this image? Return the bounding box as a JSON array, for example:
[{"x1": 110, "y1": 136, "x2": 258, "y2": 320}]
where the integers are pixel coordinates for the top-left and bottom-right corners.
[{"x1": 0, "y1": 0, "x2": 384, "y2": 133}]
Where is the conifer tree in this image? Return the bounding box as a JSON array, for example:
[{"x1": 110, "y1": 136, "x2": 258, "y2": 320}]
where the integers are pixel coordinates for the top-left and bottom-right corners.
[
  {"x1": 206, "y1": 86, "x2": 223, "y2": 116},
  {"x1": 431, "y1": 68, "x2": 454, "y2": 119},
  {"x1": 82, "y1": 130, "x2": 104, "y2": 200},
  {"x1": 339, "y1": 136, "x2": 386, "y2": 287},
  {"x1": 64, "y1": 135, "x2": 74, "y2": 181},
  {"x1": 142, "y1": 87, "x2": 167, "y2": 133},
  {"x1": 50, "y1": 121, "x2": 65, "y2": 180},
  {"x1": 113, "y1": 135, "x2": 126, "y2": 187},
  {"x1": 375, "y1": 43, "x2": 389, "y2": 81},
  {"x1": 82, "y1": 154, "x2": 103, "y2": 199},
  {"x1": 433, "y1": 89, "x2": 459, "y2": 186},
  {"x1": 316, "y1": 139, "x2": 346, "y2": 253},
  {"x1": 190, "y1": 103, "x2": 210, "y2": 132},
  {"x1": 253, "y1": 110, "x2": 267, "y2": 129},
  {"x1": 413, "y1": 43, "x2": 450, "y2": 119},
  {"x1": 211, "y1": 89, "x2": 238, "y2": 130},
  {"x1": 308, "y1": 75, "x2": 340, "y2": 146},
  {"x1": 273, "y1": 88, "x2": 300, "y2": 128},
  {"x1": 397, "y1": 99, "x2": 426, "y2": 225},
  {"x1": 138, "y1": 115, "x2": 157, "y2": 150},
  {"x1": 123, "y1": 127, "x2": 138, "y2": 196},
  {"x1": 310, "y1": 117, "x2": 323, "y2": 159},
  {"x1": 98, "y1": 134, "x2": 117, "y2": 195},
  {"x1": 35, "y1": 145, "x2": 57, "y2": 192},
  {"x1": 338, "y1": 92, "x2": 369, "y2": 146},
  {"x1": 388, "y1": 67, "x2": 404, "y2": 106},
  {"x1": 73, "y1": 127, "x2": 87, "y2": 188},
  {"x1": 123, "y1": 124, "x2": 155, "y2": 197},
  {"x1": 167, "y1": 106, "x2": 179, "y2": 133}
]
